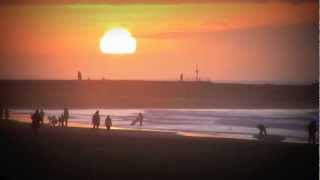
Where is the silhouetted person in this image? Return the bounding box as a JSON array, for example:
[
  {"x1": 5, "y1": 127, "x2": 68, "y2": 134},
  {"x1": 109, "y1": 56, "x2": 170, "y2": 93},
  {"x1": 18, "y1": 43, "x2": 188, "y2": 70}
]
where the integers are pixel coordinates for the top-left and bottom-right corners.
[
  {"x1": 105, "y1": 115, "x2": 112, "y2": 131},
  {"x1": 138, "y1": 113, "x2": 144, "y2": 126},
  {"x1": 308, "y1": 120, "x2": 318, "y2": 144},
  {"x1": 31, "y1": 109, "x2": 41, "y2": 136},
  {"x1": 64, "y1": 108, "x2": 70, "y2": 127},
  {"x1": 131, "y1": 113, "x2": 144, "y2": 126},
  {"x1": 0, "y1": 107, "x2": 3, "y2": 121},
  {"x1": 257, "y1": 124, "x2": 267, "y2": 137},
  {"x1": 39, "y1": 109, "x2": 45, "y2": 125},
  {"x1": 180, "y1": 73, "x2": 184, "y2": 81},
  {"x1": 58, "y1": 114, "x2": 65, "y2": 127},
  {"x1": 4, "y1": 108, "x2": 9, "y2": 120},
  {"x1": 78, "y1": 71, "x2": 82, "y2": 80},
  {"x1": 92, "y1": 111, "x2": 100, "y2": 129}
]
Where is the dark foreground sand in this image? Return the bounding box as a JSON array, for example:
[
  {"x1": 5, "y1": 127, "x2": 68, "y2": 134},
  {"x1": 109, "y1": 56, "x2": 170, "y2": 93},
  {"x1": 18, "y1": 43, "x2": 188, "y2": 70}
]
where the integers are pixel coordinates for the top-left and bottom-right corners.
[{"x1": 0, "y1": 120, "x2": 318, "y2": 179}]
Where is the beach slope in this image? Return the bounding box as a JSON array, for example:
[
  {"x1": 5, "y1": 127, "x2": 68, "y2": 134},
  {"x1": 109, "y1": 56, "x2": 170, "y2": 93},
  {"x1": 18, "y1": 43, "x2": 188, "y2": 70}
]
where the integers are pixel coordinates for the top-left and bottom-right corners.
[{"x1": 0, "y1": 120, "x2": 318, "y2": 179}]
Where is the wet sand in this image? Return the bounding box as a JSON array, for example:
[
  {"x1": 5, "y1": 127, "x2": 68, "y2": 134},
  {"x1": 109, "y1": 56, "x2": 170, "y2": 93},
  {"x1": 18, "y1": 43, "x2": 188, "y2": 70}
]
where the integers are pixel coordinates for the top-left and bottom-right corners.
[{"x1": 0, "y1": 120, "x2": 318, "y2": 179}]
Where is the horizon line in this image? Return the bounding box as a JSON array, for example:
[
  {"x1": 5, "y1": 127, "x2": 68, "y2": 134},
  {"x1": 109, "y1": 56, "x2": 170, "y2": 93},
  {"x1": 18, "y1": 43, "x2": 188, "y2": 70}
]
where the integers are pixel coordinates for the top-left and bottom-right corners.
[{"x1": 0, "y1": 78, "x2": 317, "y2": 85}]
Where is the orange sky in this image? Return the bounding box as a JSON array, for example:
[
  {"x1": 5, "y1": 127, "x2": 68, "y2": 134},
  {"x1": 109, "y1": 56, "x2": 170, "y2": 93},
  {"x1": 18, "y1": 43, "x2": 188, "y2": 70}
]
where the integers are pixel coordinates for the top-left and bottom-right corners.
[{"x1": 0, "y1": 1, "x2": 317, "y2": 82}]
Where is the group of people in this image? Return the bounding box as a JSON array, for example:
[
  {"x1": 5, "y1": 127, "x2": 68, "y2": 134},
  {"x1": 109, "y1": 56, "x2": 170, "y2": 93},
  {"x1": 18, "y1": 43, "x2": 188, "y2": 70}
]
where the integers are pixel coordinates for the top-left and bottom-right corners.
[
  {"x1": 47, "y1": 108, "x2": 69, "y2": 127},
  {"x1": 30, "y1": 108, "x2": 144, "y2": 134},
  {"x1": 31, "y1": 108, "x2": 68, "y2": 135},
  {"x1": 28, "y1": 108, "x2": 318, "y2": 144},
  {"x1": 91, "y1": 110, "x2": 113, "y2": 131},
  {"x1": 0, "y1": 107, "x2": 10, "y2": 121},
  {"x1": 91, "y1": 111, "x2": 144, "y2": 130}
]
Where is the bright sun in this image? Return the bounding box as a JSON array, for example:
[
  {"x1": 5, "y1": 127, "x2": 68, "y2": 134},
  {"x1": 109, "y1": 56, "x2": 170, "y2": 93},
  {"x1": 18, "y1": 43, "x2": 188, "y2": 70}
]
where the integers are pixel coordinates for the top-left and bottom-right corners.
[{"x1": 100, "y1": 28, "x2": 136, "y2": 54}]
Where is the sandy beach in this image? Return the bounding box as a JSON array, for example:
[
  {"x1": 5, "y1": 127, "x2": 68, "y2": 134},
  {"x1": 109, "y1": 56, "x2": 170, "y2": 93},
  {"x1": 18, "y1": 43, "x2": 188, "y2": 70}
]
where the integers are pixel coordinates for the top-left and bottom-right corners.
[{"x1": 0, "y1": 119, "x2": 317, "y2": 179}]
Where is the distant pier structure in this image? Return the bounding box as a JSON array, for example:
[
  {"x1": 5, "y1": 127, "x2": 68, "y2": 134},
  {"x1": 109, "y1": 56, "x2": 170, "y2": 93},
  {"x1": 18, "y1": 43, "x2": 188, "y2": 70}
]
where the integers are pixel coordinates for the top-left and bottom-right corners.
[
  {"x1": 180, "y1": 73, "x2": 184, "y2": 81},
  {"x1": 195, "y1": 64, "x2": 199, "y2": 81},
  {"x1": 77, "y1": 71, "x2": 82, "y2": 80}
]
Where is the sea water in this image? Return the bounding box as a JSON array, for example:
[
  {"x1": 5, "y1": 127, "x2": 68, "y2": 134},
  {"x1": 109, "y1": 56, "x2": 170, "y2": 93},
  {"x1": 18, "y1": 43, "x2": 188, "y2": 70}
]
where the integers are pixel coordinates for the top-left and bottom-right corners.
[{"x1": 11, "y1": 108, "x2": 318, "y2": 143}]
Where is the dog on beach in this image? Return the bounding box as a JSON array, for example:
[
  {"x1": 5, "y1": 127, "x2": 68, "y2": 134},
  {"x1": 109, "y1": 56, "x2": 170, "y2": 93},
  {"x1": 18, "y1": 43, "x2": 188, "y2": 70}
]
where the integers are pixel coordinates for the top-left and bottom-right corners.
[{"x1": 48, "y1": 116, "x2": 58, "y2": 127}]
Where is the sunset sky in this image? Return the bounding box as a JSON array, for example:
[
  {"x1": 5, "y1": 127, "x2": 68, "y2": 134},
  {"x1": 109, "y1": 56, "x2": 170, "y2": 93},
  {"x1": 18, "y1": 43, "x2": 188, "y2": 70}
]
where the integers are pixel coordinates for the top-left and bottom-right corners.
[{"x1": 0, "y1": 0, "x2": 317, "y2": 83}]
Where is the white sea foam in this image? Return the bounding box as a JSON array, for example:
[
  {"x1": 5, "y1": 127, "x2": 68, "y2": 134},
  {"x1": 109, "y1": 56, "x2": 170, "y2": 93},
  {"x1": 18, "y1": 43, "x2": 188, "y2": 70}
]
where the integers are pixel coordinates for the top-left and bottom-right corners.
[{"x1": 10, "y1": 108, "x2": 318, "y2": 143}]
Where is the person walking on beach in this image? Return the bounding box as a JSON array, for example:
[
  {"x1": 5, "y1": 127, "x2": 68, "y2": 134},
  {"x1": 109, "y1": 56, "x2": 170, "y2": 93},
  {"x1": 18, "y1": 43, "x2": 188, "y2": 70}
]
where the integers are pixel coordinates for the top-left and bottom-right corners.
[
  {"x1": 58, "y1": 114, "x2": 65, "y2": 127},
  {"x1": 0, "y1": 107, "x2": 3, "y2": 121},
  {"x1": 63, "y1": 108, "x2": 70, "y2": 127},
  {"x1": 92, "y1": 111, "x2": 100, "y2": 129},
  {"x1": 31, "y1": 109, "x2": 41, "y2": 136},
  {"x1": 138, "y1": 113, "x2": 144, "y2": 126},
  {"x1": 308, "y1": 120, "x2": 318, "y2": 144},
  {"x1": 39, "y1": 109, "x2": 45, "y2": 125},
  {"x1": 105, "y1": 115, "x2": 112, "y2": 131},
  {"x1": 4, "y1": 108, "x2": 9, "y2": 120},
  {"x1": 257, "y1": 124, "x2": 267, "y2": 137},
  {"x1": 131, "y1": 113, "x2": 144, "y2": 126}
]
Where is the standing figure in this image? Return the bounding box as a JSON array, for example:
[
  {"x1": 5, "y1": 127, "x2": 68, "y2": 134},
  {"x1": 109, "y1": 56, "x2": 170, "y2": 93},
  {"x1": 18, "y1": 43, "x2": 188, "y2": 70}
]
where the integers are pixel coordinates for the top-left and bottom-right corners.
[
  {"x1": 308, "y1": 120, "x2": 318, "y2": 144},
  {"x1": 138, "y1": 113, "x2": 144, "y2": 126},
  {"x1": 4, "y1": 108, "x2": 9, "y2": 120},
  {"x1": 31, "y1": 109, "x2": 41, "y2": 136},
  {"x1": 257, "y1": 124, "x2": 267, "y2": 137},
  {"x1": 105, "y1": 115, "x2": 112, "y2": 131},
  {"x1": 59, "y1": 114, "x2": 65, "y2": 127},
  {"x1": 39, "y1": 109, "x2": 45, "y2": 125},
  {"x1": 0, "y1": 107, "x2": 3, "y2": 121},
  {"x1": 92, "y1": 111, "x2": 100, "y2": 129},
  {"x1": 64, "y1": 108, "x2": 70, "y2": 127},
  {"x1": 131, "y1": 113, "x2": 144, "y2": 126}
]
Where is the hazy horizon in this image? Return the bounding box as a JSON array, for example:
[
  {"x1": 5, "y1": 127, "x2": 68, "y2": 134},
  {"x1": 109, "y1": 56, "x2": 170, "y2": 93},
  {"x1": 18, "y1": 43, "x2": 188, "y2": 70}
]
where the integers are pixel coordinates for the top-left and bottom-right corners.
[
  {"x1": 0, "y1": 0, "x2": 318, "y2": 82},
  {"x1": 0, "y1": 77, "x2": 317, "y2": 85}
]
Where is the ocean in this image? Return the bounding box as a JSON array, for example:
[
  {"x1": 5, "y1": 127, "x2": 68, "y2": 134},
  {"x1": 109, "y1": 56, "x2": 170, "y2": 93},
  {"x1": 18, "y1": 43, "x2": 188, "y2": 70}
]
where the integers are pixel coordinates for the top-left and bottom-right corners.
[{"x1": 11, "y1": 108, "x2": 318, "y2": 143}]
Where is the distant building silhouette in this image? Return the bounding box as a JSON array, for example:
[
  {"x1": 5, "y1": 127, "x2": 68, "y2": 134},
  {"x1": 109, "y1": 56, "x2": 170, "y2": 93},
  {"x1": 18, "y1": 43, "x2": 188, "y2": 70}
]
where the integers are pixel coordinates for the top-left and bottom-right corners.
[
  {"x1": 180, "y1": 73, "x2": 184, "y2": 81},
  {"x1": 195, "y1": 64, "x2": 199, "y2": 81},
  {"x1": 77, "y1": 71, "x2": 82, "y2": 80}
]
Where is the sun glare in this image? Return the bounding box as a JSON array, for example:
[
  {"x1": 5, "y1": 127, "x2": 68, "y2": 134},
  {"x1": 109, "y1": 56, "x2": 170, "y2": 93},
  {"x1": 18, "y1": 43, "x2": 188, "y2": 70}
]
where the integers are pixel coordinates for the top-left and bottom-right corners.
[{"x1": 100, "y1": 28, "x2": 136, "y2": 54}]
